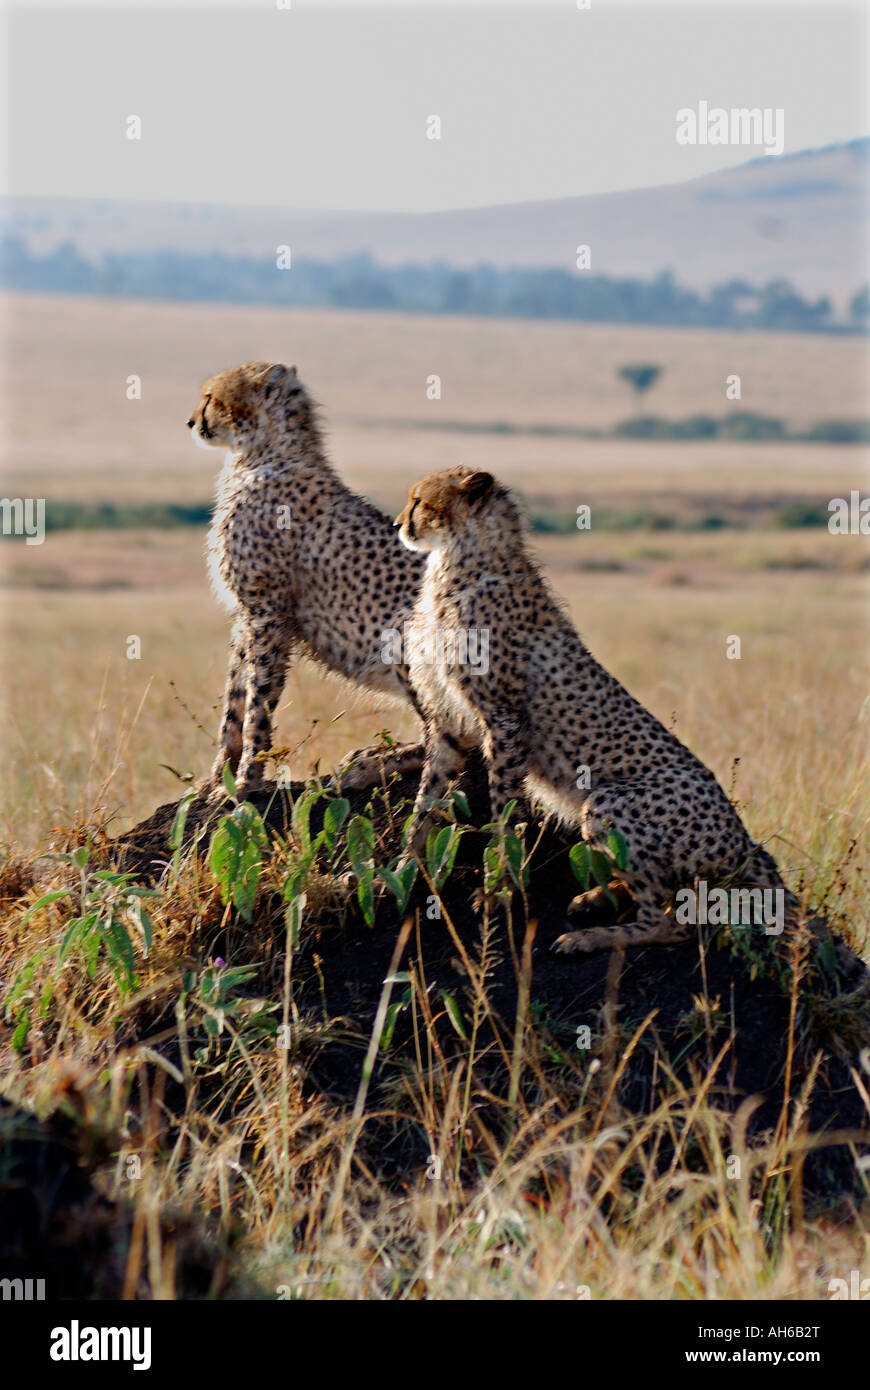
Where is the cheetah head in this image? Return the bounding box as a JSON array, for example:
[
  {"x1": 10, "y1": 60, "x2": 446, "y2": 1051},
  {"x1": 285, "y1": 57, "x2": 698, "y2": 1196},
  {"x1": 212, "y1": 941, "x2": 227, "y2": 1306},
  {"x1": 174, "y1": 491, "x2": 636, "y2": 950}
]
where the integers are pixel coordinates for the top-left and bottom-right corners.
[
  {"x1": 186, "y1": 361, "x2": 303, "y2": 452},
  {"x1": 396, "y1": 466, "x2": 498, "y2": 553}
]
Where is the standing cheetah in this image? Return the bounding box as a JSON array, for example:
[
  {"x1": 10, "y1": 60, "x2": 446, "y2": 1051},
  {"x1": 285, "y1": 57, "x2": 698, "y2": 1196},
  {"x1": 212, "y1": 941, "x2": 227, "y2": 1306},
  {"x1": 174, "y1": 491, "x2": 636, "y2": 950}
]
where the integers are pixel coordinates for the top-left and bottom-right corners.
[
  {"x1": 187, "y1": 361, "x2": 426, "y2": 794},
  {"x1": 395, "y1": 466, "x2": 794, "y2": 953}
]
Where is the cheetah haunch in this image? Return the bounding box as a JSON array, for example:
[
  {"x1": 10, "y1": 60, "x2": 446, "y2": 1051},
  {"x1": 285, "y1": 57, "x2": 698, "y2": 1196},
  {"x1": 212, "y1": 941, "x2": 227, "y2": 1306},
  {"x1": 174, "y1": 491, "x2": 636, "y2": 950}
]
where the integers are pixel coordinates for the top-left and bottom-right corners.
[
  {"x1": 395, "y1": 465, "x2": 795, "y2": 953},
  {"x1": 187, "y1": 361, "x2": 425, "y2": 794}
]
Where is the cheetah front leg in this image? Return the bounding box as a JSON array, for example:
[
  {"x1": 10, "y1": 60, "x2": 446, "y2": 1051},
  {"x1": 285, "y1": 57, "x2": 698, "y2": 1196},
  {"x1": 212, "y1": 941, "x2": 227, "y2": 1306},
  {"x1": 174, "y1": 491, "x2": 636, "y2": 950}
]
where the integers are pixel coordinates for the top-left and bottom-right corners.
[
  {"x1": 481, "y1": 712, "x2": 530, "y2": 824},
  {"x1": 400, "y1": 720, "x2": 466, "y2": 861},
  {"x1": 208, "y1": 618, "x2": 250, "y2": 787},
  {"x1": 234, "y1": 617, "x2": 291, "y2": 796}
]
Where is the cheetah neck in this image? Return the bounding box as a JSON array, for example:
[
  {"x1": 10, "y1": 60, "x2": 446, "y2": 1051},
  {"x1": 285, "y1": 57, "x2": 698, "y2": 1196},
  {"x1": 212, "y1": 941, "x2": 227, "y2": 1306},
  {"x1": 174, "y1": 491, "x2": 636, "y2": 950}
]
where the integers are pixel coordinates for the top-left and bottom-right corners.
[
  {"x1": 434, "y1": 516, "x2": 537, "y2": 586},
  {"x1": 217, "y1": 433, "x2": 339, "y2": 487}
]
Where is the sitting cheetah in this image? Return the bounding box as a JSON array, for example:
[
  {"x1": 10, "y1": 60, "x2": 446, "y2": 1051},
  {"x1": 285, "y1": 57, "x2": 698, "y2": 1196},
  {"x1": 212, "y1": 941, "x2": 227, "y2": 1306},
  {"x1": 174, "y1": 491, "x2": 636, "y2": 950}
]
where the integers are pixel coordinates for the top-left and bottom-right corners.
[
  {"x1": 187, "y1": 361, "x2": 426, "y2": 793},
  {"x1": 395, "y1": 465, "x2": 795, "y2": 953}
]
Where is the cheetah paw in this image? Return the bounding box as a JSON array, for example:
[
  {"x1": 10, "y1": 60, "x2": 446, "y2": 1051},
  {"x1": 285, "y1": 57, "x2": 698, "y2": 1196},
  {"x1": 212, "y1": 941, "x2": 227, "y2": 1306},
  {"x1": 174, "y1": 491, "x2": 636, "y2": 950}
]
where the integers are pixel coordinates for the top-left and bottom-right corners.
[{"x1": 552, "y1": 930, "x2": 593, "y2": 955}]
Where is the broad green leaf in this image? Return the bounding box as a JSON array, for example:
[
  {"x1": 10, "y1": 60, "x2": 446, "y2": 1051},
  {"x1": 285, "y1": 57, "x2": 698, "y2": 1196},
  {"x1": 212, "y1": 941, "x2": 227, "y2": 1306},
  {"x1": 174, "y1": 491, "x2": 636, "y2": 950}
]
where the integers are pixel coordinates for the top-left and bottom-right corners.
[
  {"x1": 285, "y1": 891, "x2": 307, "y2": 951},
  {"x1": 589, "y1": 850, "x2": 618, "y2": 908},
  {"x1": 169, "y1": 790, "x2": 197, "y2": 857},
  {"x1": 292, "y1": 784, "x2": 320, "y2": 855},
  {"x1": 347, "y1": 815, "x2": 376, "y2": 925},
  {"x1": 346, "y1": 815, "x2": 375, "y2": 877},
  {"x1": 427, "y1": 824, "x2": 463, "y2": 891},
  {"x1": 483, "y1": 842, "x2": 502, "y2": 894},
  {"x1": 83, "y1": 926, "x2": 101, "y2": 979},
  {"x1": 605, "y1": 830, "x2": 630, "y2": 872},
  {"x1": 378, "y1": 862, "x2": 418, "y2": 915},
  {"x1": 380, "y1": 998, "x2": 404, "y2": 1051},
  {"x1": 569, "y1": 842, "x2": 591, "y2": 891},
  {"x1": 101, "y1": 913, "x2": 135, "y2": 990},
  {"x1": 440, "y1": 989, "x2": 467, "y2": 1040},
  {"x1": 126, "y1": 898, "x2": 154, "y2": 956},
  {"x1": 19, "y1": 888, "x2": 72, "y2": 927},
  {"x1": 323, "y1": 797, "x2": 350, "y2": 852},
  {"x1": 504, "y1": 834, "x2": 527, "y2": 889},
  {"x1": 818, "y1": 939, "x2": 837, "y2": 980},
  {"x1": 232, "y1": 801, "x2": 269, "y2": 848},
  {"x1": 59, "y1": 914, "x2": 93, "y2": 964},
  {"x1": 357, "y1": 876, "x2": 375, "y2": 928}
]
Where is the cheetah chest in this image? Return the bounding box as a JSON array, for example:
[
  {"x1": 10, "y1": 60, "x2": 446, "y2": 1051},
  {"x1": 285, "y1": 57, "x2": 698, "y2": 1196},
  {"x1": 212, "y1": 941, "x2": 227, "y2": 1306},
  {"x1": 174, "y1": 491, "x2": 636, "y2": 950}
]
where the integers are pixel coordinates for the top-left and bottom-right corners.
[{"x1": 407, "y1": 587, "x2": 482, "y2": 739}]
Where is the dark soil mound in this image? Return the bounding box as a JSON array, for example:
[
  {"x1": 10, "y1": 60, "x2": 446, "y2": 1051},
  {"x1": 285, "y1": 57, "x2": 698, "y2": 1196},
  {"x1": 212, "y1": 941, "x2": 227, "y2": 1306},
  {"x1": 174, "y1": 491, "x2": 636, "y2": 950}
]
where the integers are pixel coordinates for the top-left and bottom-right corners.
[
  {"x1": 114, "y1": 754, "x2": 870, "y2": 1201},
  {"x1": 0, "y1": 1096, "x2": 245, "y2": 1299}
]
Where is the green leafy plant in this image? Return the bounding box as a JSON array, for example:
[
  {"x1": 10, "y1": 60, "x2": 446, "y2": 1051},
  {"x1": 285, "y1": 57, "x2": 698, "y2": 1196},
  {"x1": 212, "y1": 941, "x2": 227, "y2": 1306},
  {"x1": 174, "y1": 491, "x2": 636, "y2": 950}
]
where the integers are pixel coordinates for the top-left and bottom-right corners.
[
  {"x1": 179, "y1": 960, "x2": 278, "y2": 1063},
  {"x1": 168, "y1": 788, "x2": 201, "y2": 876},
  {"x1": 282, "y1": 785, "x2": 347, "y2": 891},
  {"x1": 569, "y1": 831, "x2": 631, "y2": 908},
  {"x1": 426, "y1": 823, "x2": 466, "y2": 893},
  {"x1": 208, "y1": 801, "x2": 270, "y2": 923},
  {"x1": 481, "y1": 801, "x2": 529, "y2": 899},
  {"x1": 5, "y1": 845, "x2": 160, "y2": 1050},
  {"x1": 380, "y1": 971, "x2": 413, "y2": 1050},
  {"x1": 440, "y1": 988, "x2": 467, "y2": 1040},
  {"x1": 377, "y1": 860, "x2": 418, "y2": 916},
  {"x1": 347, "y1": 814, "x2": 377, "y2": 927}
]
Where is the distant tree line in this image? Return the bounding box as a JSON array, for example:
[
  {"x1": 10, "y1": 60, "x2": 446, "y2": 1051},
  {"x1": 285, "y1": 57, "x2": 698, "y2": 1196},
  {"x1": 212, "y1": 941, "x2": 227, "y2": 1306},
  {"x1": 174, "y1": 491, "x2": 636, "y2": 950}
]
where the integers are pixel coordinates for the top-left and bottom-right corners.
[{"x1": 2, "y1": 236, "x2": 867, "y2": 334}]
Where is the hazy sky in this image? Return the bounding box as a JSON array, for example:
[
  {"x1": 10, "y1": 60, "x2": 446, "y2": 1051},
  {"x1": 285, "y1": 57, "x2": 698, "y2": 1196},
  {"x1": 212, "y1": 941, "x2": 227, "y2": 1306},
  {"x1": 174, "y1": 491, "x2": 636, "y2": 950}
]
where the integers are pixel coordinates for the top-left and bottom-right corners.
[{"x1": 2, "y1": 0, "x2": 868, "y2": 211}]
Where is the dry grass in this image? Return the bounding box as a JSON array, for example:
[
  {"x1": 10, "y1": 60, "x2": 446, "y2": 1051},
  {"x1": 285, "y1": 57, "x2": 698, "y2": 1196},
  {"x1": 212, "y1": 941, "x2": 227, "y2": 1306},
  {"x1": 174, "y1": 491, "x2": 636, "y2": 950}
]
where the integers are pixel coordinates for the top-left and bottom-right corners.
[{"x1": 1, "y1": 800, "x2": 868, "y2": 1302}]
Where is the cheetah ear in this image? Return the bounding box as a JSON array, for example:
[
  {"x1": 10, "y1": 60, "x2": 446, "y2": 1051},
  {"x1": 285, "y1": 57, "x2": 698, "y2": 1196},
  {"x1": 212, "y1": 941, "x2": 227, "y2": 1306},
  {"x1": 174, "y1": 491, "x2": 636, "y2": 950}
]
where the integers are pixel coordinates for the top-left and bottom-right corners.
[
  {"x1": 459, "y1": 471, "x2": 495, "y2": 507},
  {"x1": 260, "y1": 363, "x2": 289, "y2": 397}
]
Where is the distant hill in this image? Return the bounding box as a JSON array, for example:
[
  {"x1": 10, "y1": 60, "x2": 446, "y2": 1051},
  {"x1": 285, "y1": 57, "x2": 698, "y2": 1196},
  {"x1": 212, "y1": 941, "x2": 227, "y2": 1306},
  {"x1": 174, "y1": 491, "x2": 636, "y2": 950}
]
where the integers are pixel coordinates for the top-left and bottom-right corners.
[{"x1": 3, "y1": 140, "x2": 867, "y2": 307}]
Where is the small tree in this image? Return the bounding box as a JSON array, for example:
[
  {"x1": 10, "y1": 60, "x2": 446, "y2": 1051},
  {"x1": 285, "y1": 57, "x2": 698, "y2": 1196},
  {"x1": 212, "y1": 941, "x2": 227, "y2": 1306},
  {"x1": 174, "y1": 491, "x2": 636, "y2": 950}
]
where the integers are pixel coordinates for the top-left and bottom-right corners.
[
  {"x1": 618, "y1": 363, "x2": 662, "y2": 401},
  {"x1": 849, "y1": 286, "x2": 869, "y2": 331}
]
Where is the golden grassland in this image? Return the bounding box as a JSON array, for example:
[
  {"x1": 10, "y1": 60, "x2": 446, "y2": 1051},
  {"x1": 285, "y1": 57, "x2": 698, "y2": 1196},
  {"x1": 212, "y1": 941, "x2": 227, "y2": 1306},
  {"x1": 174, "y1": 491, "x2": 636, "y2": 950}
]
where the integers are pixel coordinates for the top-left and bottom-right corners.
[
  {"x1": 1, "y1": 294, "x2": 869, "y2": 1299},
  {"x1": 3, "y1": 291, "x2": 869, "y2": 504}
]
